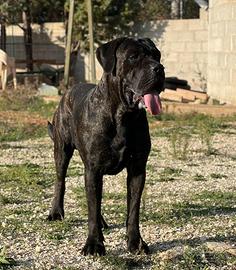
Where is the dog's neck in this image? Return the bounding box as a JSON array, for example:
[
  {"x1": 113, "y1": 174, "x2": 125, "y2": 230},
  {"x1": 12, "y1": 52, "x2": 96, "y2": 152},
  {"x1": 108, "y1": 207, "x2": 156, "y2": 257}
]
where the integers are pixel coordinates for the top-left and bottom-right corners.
[{"x1": 98, "y1": 74, "x2": 136, "y2": 114}]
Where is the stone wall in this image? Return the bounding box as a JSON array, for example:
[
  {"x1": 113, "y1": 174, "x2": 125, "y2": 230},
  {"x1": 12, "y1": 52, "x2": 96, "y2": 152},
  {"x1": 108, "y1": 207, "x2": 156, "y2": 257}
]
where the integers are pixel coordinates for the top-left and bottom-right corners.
[{"x1": 207, "y1": 0, "x2": 236, "y2": 104}]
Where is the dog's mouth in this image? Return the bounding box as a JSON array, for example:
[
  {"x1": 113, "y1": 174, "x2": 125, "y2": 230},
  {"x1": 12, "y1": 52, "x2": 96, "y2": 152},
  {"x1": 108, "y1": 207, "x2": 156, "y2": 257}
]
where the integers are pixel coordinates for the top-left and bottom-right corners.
[{"x1": 133, "y1": 93, "x2": 162, "y2": 115}]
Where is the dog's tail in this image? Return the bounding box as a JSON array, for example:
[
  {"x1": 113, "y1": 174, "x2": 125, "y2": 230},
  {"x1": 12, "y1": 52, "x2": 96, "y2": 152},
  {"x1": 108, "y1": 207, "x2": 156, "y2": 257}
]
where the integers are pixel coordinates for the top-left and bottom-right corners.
[{"x1": 47, "y1": 121, "x2": 54, "y2": 141}]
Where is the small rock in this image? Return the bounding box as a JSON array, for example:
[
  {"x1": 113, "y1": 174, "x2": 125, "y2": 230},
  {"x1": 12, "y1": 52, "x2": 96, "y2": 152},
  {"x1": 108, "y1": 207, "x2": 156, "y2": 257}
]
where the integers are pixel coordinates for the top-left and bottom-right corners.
[{"x1": 38, "y1": 83, "x2": 58, "y2": 96}]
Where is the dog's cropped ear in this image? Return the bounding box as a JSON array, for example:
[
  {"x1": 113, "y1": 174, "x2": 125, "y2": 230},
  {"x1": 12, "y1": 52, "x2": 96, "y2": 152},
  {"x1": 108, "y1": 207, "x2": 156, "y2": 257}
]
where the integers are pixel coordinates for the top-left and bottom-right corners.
[
  {"x1": 138, "y1": 38, "x2": 161, "y2": 62},
  {"x1": 96, "y1": 37, "x2": 126, "y2": 75}
]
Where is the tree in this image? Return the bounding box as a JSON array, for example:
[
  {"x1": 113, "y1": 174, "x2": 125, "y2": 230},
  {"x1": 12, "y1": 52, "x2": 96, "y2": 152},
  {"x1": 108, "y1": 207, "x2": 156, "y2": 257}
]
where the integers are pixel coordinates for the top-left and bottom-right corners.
[
  {"x1": 137, "y1": 0, "x2": 171, "y2": 21},
  {"x1": 0, "y1": 17, "x2": 6, "y2": 51},
  {"x1": 70, "y1": 0, "x2": 142, "y2": 52},
  {"x1": 0, "y1": 3, "x2": 8, "y2": 51}
]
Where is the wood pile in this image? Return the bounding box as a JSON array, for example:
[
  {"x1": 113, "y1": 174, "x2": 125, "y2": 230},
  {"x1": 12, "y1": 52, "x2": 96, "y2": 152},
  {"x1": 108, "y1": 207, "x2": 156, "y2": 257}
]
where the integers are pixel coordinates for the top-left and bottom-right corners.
[
  {"x1": 162, "y1": 77, "x2": 208, "y2": 104},
  {"x1": 160, "y1": 88, "x2": 209, "y2": 104}
]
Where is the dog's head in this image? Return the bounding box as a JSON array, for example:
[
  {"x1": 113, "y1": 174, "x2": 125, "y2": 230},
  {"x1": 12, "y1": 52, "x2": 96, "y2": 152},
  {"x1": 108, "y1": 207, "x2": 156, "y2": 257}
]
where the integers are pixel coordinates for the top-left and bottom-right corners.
[{"x1": 96, "y1": 37, "x2": 165, "y2": 115}]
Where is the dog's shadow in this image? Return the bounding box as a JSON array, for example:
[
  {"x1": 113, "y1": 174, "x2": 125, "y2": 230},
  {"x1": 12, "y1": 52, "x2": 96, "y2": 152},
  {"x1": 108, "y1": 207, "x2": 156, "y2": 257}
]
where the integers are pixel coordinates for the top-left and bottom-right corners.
[{"x1": 149, "y1": 234, "x2": 236, "y2": 254}]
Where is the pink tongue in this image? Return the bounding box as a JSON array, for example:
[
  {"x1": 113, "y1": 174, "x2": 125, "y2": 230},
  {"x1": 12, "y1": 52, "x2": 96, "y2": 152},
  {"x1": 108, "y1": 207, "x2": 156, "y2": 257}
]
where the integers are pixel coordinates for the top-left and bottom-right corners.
[{"x1": 143, "y1": 94, "x2": 162, "y2": 115}]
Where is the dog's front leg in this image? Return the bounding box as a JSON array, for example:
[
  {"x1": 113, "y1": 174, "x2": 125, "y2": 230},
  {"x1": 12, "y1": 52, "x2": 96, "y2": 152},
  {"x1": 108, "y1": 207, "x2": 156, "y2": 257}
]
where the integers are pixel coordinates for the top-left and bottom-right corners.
[
  {"x1": 126, "y1": 161, "x2": 149, "y2": 254},
  {"x1": 81, "y1": 169, "x2": 105, "y2": 256}
]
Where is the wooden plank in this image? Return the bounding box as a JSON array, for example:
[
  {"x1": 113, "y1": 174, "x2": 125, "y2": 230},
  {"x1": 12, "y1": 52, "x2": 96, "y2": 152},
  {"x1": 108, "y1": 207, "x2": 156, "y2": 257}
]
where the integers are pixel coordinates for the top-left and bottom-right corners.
[
  {"x1": 160, "y1": 90, "x2": 183, "y2": 102},
  {"x1": 15, "y1": 59, "x2": 64, "y2": 65},
  {"x1": 176, "y1": 88, "x2": 208, "y2": 102},
  {"x1": 161, "y1": 89, "x2": 195, "y2": 102},
  {"x1": 162, "y1": 102, "x2": 236, "y2": 117}
]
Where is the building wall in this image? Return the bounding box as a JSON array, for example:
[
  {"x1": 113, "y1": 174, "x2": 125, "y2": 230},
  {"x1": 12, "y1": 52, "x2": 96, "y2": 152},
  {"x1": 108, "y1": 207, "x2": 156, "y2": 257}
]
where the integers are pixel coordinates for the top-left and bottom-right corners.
[
  {"x1": 6, "y1": 23, "x2": 65, "y2": 67},
  {"x1": 207, "y1": 0, "x2": 236, "y2": 104}
]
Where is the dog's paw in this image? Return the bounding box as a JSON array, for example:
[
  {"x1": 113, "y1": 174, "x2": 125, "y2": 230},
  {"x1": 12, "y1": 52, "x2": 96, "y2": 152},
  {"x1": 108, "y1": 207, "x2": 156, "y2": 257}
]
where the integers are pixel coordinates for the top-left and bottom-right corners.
[
  {"x1": 47, "y1": 208, "x2": 64, "y2": 221},
  {"x1": 127, "y1": 237, "x2": 150, "y2": 255},
  {"x1": 81, "y1": 238, "x2": 106, "y2": 256}
]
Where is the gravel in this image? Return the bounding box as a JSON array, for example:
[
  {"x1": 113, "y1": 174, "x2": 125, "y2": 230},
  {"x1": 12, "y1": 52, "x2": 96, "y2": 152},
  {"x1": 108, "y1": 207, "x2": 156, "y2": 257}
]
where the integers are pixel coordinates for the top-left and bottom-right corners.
[{"x1": 1, "y1": 126, "x2": 236, "y2": 269}]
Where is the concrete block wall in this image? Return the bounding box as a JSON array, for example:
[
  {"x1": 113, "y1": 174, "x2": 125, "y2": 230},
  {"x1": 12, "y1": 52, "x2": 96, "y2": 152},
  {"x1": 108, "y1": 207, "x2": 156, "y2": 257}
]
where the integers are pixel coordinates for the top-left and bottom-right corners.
[
  {"x1": 6, "y1": 23, "x2": 65, "y2": 67},
  {"x1": 207, "y1": 0, "x2": 236, "y2": 104}
]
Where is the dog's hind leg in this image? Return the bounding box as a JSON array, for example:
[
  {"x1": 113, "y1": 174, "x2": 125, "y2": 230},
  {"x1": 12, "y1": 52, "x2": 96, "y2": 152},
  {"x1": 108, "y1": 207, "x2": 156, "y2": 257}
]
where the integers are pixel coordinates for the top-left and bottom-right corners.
[{"x1": 47, "y1": 140, "x2": 74, "y2": 221}]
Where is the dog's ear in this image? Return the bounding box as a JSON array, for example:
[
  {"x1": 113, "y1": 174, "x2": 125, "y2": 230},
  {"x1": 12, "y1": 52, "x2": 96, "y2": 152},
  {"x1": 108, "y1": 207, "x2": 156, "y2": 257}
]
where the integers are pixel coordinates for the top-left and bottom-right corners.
[
  {"x1": 96, "y1": 37, "x2": 126, "y2": 75},
  {"x1": 138, "y1": 38, "x2": 161, "y2": 62}
]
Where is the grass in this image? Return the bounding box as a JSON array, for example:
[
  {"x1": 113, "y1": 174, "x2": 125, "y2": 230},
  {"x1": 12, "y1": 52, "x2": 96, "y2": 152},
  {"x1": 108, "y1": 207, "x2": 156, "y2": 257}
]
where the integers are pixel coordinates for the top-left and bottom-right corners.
[
  {"x1": 140, "y1": 190, "x2": 236, "y2": 227},
  {"x1": 158, "y1": 167, "x2": 183, "y2": 182},
  {"x1": 157, "y1": 246, "x2": 236, "y2": 270},
  {"x1": 0, "y1": 163, "x2": 54, "y2": 187},
  {"x1": 0, "y1": 87, "x2": 58, "y2": 142},
  {"x1": 150, "y1": 112, "x2": 236, "y2": 160},
  {"x1": 0, "y1": 247, "x2": 16, "y2": 268},
  {"x1": 194, "y1": 174, "x2": 207, "y2": 181},
  {"x1": 0, "y1": 121, "x2": 47, "y2": 142},
  {"x1": 0, "y1": 88, "x2": 57, "y2": 118},
  {"x1": 1, "y1": 92, "x2": 236, "y2": 269}
]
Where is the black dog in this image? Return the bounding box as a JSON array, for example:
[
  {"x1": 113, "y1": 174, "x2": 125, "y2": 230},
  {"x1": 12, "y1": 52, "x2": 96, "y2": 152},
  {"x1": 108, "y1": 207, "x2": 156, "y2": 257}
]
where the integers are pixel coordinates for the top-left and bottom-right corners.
[{"x1": 47, "y1": 37, "x2": 165, "y2": 255}]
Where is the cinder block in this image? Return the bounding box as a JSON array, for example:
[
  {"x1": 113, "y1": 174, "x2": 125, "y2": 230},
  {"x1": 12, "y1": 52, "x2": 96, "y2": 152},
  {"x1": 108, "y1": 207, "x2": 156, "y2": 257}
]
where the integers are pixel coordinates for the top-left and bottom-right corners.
[
  {"x1": 188, "y1": 20, "x2": 205, "y2": 31},
  {"x1": 166, "y1": 53, "x2": 179, "y2": 62},
  {"x1": 194, "y1": 53, "x2": 208, "y2": 64},
  {"x1": 201, "y1": 42, "x2": 208, "y2": 52},
  {"x1": 226, "y1": 21, "x2": 236, "y2": 35},
  {"x1": 170, "y1": 42, "x2": 186, "y2": 52},
  {"x1": 180, "y1": 32, "x2": 195, "y2": 42},
  {"x1": 180, "y1": 53, "x2": 194, "y2": 63},
  {"x1": 218, "y1": 53, "x2": 227, "y2": 68},
  {"x1": 217, "y1": 5, "x2": 233, "y2": 20},
  {"x1": 186, "y1": 42, "x2": 202, "y2": 52},
  {"x1": 209, "y1": 38, "x2": 223, "y2": 52},
  {"x1": 231, "y1": 35, "x2": 236, "y2": 51},
  {"x1": 165, "y1": 32, "x2": 184, "y2": 42},
  {"x1": 230, "y1": 69, "x2": 236, "y2": 83},
  {"x1": 195, "y1": 31, "x2": 208, "y2": 41},
  {"x1": 226, "y1": 53, "x2": 236, "y2": 67},
  {"x1": 168, "y1": 20, "x2": 189, "y2": 31}
]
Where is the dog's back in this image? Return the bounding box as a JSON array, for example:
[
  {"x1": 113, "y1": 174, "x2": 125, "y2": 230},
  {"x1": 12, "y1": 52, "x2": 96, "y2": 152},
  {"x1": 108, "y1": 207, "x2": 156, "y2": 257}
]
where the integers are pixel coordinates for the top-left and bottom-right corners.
[{"x1": 48, "y1": 83, "x2": 96, "y2": 141}]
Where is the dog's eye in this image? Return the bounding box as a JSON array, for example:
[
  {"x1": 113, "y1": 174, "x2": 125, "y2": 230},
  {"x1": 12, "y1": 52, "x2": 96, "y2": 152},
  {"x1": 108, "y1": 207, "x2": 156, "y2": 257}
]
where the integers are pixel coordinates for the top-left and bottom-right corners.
[{"x1": 128, "y1": 54, "x2": 139, "y2": 61}]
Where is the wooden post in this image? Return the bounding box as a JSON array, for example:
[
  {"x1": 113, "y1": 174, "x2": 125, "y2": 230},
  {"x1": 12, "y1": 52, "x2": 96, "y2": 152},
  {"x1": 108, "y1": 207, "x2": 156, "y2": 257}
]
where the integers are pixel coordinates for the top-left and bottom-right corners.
[
  {"x1": 64, "y1": 0, "x2": 75, "y2": 89},
  {"x1": 0, "y1": 21, "x2": 6, "y2": 51},
  {"x1": 87, "y1": 0, "x2": 96, "y2": 83},
  {"x1": 22, "y1": 0, "x2": 33, "y2": 72}
]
